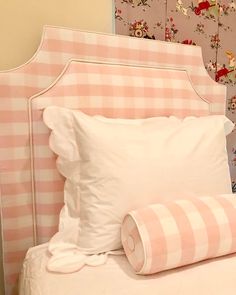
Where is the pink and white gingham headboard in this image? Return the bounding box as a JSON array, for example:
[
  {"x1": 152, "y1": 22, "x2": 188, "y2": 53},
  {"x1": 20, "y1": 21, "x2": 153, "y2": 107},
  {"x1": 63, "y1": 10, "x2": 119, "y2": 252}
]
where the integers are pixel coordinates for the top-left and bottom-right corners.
[
  {"x1": 29, "y1": 59, "x2": 225, "y2": 246},
  {"x1": 0, "y1": 26, "x2": 226, "y2": 295}
]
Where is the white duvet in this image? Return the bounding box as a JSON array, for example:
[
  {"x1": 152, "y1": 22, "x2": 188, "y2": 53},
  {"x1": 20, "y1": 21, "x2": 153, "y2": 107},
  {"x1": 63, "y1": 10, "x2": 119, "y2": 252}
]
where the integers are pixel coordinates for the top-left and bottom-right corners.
[{"x1": 19, "y1": 243, "x2": 236, "y2": 295}]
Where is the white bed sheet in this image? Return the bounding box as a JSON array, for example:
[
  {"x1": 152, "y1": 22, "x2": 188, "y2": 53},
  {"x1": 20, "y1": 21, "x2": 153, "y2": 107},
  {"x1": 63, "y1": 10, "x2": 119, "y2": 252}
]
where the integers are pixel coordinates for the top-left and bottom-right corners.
[{"x1": 19, "y1": 243, "x2": 236, "y2": 295}]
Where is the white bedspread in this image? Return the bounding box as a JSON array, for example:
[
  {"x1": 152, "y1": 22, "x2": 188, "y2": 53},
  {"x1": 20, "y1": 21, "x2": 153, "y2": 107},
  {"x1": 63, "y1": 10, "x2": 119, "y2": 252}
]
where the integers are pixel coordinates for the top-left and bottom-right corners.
[{"x1": 19, "y1": 243, "x2": 236, "y2": 295}]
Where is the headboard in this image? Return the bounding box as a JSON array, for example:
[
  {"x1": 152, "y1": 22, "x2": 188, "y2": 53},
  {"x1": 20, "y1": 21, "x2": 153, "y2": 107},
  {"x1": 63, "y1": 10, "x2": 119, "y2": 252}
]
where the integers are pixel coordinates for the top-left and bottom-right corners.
[
  {"x1": 0, "y1": 26, "x2": 226, "y2": 295},
  {"x1": 29, "y1": 59, "x2": 225, "y2": 248}
]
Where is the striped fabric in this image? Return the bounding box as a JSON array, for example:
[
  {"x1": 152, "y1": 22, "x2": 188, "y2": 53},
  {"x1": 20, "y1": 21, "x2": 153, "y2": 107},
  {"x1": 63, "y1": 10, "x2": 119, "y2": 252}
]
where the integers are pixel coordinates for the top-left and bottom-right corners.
[
  {"x1": 121, "y1": 195, "x2": 236, "y2": 275},
  {"x1": 0, "y1": 26, "x2": 226, "y2": 294}
]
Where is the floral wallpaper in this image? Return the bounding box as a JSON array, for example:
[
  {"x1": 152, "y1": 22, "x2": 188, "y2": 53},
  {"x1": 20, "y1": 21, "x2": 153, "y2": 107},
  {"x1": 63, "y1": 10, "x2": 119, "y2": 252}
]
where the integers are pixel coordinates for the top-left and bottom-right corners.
[{"x1": 115, "y1": 0, "x2": 236, "y2": 192}]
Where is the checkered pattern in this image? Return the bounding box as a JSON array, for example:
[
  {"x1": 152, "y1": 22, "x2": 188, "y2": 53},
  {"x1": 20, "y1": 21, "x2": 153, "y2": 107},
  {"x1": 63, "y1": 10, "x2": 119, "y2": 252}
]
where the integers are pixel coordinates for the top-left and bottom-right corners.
[
  {"x1": 0, "y1": 26, "x2": 226, "y2": 295},
  {"x1": 31, "y1": 61, "x2": 213, "y2": 247},
  {"x1": 122, "y1": 195, "x2": 236, "y2": 274}
]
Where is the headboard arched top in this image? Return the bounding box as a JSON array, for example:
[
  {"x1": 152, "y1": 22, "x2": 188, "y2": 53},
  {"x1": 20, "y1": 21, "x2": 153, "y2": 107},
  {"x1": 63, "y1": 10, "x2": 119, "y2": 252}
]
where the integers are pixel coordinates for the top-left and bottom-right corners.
[
  {"x1": 0, "y1": 25, "x2": 226, "y2": 120},
  {"x1": 1, "y1": 25, "x2": 224, "y2": 110},
  {"x1": 42, "y1": 26, "x2": 226, "y2": 113},
  {"x1": 31, "y1": 60, "x2": 212, "y2": 117},
  {"x1": 0, "y1": 25, "x2": 226, "y2": 115}
]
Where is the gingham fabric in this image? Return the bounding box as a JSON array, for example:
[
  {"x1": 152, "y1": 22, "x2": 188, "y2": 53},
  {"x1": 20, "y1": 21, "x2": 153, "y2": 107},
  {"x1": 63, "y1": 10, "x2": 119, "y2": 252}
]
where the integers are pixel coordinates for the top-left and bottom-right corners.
[
  {"x1": 0, "y1": 26, "x2": 226, "y2": 295},
  {"x1": 121, "y1": 195, "x2": 236, "y2": 275},
  {"x1": 31, "y1": 61, "x2": 221, "y2": 248}
]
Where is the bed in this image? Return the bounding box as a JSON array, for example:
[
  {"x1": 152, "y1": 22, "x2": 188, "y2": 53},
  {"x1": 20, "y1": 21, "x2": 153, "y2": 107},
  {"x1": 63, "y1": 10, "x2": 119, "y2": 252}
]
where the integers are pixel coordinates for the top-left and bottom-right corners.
[
  {"x1": 17, "y1": 54, "x2": 236, "y2": 295},
  {"x1": 2, "y1": 25, "x2": 231, "y2": 295},
  {"x1": 19, "y1": 243, "x2": 236, "y2": 295}
]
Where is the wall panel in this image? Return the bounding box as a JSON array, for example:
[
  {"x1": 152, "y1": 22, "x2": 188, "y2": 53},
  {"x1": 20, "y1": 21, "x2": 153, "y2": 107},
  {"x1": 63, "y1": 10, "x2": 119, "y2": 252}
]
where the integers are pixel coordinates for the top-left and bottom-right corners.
[
  {"x1": 115, "y1": 0, "x2": 236, "y2": 191},
  {"x1": 0, "y1": 0, "x2": 113, "y2": 70}
]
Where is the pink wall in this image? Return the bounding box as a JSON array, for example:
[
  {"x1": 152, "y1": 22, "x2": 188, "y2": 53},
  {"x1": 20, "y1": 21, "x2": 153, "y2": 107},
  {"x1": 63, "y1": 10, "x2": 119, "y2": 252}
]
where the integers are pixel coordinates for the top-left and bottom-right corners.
[{"x1": 115, "y1": 0, "x2": 236, "y2": 192}]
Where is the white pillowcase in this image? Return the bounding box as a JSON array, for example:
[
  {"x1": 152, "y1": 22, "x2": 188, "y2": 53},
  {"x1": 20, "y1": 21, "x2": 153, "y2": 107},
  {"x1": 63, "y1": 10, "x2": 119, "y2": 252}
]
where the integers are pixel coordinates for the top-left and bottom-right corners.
[
  {"x1": 44, "y1": 107, "x2": 233, "y2": 255},
  {"x1": 44, "y1": 109, "x2": 179, "y2": 231}
]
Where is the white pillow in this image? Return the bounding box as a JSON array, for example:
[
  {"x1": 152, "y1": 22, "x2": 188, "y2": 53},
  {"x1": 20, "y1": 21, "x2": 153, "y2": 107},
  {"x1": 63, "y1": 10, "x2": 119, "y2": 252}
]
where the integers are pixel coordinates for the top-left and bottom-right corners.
[
  {"x1": 44, "y1": 107, "x2": 233, "y2": 254},
  {"x1": 44, "y1": 108, "x2": 179, "y2": 231}
]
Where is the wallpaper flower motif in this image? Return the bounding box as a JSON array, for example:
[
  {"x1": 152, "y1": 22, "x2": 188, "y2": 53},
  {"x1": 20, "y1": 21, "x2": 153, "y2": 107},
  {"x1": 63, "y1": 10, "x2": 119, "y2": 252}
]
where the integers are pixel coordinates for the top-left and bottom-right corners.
[
  {"x1": 228, "y1": 95, "x2": 236, "y2": 113},
  {"x1": 165, "y1": 17, "x2": 178, "y2": 42},
  {"x1": 115, "y1": 0, "x2": 236, "y2": 191},
  {"x1": 129, "y1": 19, "x2": 155, "y2": 38},
  {"x1": 121, "y1": 0, "x2": 152, "y2": 9},
  {"x1": 189, "y1": 0, "x2": 219, "y2": 19}
]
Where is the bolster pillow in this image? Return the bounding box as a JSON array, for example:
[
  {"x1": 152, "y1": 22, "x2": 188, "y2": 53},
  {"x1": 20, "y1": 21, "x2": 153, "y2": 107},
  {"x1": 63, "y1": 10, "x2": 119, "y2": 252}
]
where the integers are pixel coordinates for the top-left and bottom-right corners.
[{"x1": 121, "y1": 195, "x2": 236, "y2": 274}]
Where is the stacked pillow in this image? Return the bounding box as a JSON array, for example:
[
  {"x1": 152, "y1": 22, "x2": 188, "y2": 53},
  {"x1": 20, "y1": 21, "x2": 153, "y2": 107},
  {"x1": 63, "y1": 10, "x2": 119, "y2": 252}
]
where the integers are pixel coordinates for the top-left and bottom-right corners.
[{"x1": 43, "y1": 106, "x2": 234, "y2": 271}]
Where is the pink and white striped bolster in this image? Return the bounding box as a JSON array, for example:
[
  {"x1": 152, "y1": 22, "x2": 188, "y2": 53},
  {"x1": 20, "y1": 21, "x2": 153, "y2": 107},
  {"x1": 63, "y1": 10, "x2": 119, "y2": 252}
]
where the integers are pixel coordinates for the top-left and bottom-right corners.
[{"x1": 121, "y1": 195, "x2": 236, "y2": 275}]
